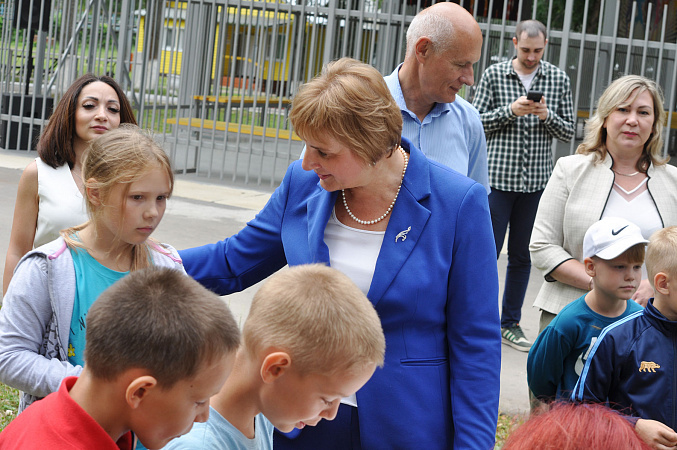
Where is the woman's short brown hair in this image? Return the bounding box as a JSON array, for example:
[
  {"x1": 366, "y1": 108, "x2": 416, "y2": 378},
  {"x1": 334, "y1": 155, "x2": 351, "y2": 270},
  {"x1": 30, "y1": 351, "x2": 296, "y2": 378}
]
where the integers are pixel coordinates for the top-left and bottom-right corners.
[
  {"x1": 290, "y1": 57, "x2": 403, "y2": 165},
  {"x1": 38, "y1": 74, "x2": 137, "y2": 169},
  {"x1": 576, "y1": 74, "x2": 667, "y2": 171}
]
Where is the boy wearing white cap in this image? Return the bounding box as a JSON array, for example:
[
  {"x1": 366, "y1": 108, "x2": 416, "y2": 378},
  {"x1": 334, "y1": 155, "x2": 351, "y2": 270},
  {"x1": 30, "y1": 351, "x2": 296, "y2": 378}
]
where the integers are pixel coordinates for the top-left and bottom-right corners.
[{"x1": 527, "y1": 217, "x2": 646, "y2": 402}]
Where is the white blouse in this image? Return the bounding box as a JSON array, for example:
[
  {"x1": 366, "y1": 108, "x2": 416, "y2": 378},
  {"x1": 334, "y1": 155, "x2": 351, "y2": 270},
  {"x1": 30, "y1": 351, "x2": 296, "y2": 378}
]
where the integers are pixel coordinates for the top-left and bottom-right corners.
[
  {"x1": 602, "y1": 178, "x2": 662, "y2": 278},
  {"x1": 34, "y1": 158, "x2": 88, "y2": 247},
  {"x1": 324, "y1": 208, "x2": 385, "y2": 296}
]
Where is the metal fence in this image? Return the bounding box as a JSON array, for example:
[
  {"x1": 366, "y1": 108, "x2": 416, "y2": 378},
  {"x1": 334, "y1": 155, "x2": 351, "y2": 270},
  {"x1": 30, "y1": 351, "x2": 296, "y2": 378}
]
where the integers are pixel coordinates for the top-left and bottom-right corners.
[{"x1": 1, "y1": 0, "x2": 677, "y2": 187}]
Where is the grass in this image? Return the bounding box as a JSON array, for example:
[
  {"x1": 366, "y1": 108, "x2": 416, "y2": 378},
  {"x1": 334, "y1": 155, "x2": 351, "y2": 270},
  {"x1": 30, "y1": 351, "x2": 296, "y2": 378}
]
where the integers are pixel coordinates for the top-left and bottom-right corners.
[
  {"x1": 0, "y1": 383, "x2": 18, "y2": 431},
  {"x1": 0, "y1": 382, "x2": 525, "y2": 444},
  {"x1": 494, "y1": 412, "x2": 527, "y2": 448}
]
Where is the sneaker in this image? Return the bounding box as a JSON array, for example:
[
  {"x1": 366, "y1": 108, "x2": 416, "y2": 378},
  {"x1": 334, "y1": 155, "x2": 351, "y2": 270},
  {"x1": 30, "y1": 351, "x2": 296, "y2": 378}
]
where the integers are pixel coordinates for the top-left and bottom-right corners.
[{"x1": 501, "y1": 324, "x2": 532, "y2": 352}]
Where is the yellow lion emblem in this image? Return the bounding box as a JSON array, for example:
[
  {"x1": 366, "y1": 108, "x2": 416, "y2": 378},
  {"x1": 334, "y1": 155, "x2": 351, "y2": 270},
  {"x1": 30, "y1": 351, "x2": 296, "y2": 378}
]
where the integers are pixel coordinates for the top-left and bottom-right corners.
[{"x1": 639, "y1": 361, "x2": 660, "y2": 373}]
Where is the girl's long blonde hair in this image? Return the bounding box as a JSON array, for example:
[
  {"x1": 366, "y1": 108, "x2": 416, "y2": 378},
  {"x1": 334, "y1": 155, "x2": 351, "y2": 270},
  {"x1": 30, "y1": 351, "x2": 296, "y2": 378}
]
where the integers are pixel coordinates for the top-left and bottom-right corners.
[{"x1": 61, "y1": 125, "x2": 174, "y2": 271}]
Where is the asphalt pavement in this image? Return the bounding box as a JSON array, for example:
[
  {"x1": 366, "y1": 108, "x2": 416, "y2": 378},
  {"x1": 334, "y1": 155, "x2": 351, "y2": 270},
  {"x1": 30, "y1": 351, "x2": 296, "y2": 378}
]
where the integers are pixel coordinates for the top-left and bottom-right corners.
[{"x1": 0, "y1": 149, "x2": 541, "y2": 416}]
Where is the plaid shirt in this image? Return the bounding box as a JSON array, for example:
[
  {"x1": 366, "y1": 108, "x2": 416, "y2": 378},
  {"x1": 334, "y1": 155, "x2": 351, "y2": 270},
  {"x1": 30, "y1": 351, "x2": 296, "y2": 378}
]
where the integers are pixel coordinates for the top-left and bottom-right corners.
[{"x1": 473, "y1": 59, "x2": 574, "y2": 193}]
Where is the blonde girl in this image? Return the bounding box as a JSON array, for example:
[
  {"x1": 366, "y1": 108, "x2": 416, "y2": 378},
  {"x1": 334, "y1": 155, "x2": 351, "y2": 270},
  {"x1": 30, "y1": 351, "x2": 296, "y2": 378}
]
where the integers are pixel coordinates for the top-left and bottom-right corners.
[{"x1": 0, "y1": 125, "x2": 184, "y2": 412}]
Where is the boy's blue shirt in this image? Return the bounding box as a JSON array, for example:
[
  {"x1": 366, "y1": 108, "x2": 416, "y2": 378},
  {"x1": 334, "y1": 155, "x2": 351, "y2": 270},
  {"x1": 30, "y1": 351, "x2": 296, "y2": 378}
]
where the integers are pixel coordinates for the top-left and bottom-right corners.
[
  {"x1": 527, "y1": 294, "x2": 642, "y2": 401},
  {"x1": 162, "y1": 407, "x2": 274, "y2": 450},
  {"x1": 572, "y1": 298, "x2": 677, "y2": 428}
]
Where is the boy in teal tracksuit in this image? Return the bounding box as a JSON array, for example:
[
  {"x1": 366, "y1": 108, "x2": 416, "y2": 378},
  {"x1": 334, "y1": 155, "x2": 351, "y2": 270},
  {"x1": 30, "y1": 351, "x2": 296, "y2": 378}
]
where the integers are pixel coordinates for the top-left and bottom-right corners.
[{"x1": 528, "y1": 217, "x2": 645, "y2": 401}]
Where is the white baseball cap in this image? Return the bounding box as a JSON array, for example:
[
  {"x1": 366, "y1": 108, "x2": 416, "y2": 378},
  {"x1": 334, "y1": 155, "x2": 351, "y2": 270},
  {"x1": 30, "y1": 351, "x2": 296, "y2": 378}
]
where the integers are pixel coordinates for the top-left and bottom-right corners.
[{"x1": 583, "y1": 217, "x2": 648, "y2": 260}]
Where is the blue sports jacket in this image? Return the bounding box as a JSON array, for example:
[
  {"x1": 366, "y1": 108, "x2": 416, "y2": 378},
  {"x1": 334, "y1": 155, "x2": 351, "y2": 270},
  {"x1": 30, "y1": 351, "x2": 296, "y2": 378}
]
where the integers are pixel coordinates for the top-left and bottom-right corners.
[
  {"x1": 179, "y1": 138, "x2": 500, "y2": 449},
  {"x1": 572, "y1": 299, "x2": 677, "y2": 429}
]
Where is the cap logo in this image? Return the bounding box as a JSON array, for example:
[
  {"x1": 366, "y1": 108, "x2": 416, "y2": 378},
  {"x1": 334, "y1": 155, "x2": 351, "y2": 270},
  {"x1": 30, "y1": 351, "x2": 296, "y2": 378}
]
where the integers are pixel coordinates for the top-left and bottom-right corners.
[{"x1": 611, "y1": 225, "x2": 629, "y2": 236}]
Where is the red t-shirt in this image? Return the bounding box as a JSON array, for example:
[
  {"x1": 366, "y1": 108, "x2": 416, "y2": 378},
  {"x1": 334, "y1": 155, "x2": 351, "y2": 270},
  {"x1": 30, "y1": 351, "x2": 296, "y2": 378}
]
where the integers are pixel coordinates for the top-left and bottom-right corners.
[{"x1": 0, "y1": 376, "x2": 133, "y2": 449}]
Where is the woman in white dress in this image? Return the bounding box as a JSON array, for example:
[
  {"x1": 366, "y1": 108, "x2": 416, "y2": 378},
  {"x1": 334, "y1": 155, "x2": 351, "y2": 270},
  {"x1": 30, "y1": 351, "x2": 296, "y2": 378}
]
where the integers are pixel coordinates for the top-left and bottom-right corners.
[{"x1": 3, "y1": 74, "x2": 136, "y2": 294}]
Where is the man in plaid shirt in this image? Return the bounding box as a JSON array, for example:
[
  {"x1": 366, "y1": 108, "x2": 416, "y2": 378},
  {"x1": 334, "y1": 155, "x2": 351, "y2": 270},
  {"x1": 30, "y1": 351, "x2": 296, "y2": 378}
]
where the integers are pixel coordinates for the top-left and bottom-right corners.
[{"x1": 473, "y1": 20, "x2": 574, "y2": 352}]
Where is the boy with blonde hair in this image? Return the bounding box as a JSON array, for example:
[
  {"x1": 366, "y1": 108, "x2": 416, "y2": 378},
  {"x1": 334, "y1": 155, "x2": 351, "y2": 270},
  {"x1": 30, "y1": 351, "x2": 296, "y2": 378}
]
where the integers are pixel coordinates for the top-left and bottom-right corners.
[
  {"x1": 0, "y1": 267, "x2": 240, "y2": 450},
  {"x1": 528, "y1": 217, "x2": 645, "y2": 402},
  {"x1": 573, "y1": 226, "x2": 677, "y2": 448},
  {"x1": 164, "y1": 264, "x2": 385, "y2": 449}
]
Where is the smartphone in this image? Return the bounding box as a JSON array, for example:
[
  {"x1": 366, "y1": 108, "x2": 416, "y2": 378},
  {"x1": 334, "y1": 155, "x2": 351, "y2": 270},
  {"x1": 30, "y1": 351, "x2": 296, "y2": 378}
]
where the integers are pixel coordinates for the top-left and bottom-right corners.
[{"x1": 527, "y1": 90, "x2": 543, "y2": 102}]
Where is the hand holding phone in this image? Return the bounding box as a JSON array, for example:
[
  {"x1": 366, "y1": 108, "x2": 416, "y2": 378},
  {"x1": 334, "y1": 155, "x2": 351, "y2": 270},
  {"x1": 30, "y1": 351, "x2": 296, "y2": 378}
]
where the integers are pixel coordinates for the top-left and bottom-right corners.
[{"x1": 527, "y1": 90, "x2": 543, "y2": 102}]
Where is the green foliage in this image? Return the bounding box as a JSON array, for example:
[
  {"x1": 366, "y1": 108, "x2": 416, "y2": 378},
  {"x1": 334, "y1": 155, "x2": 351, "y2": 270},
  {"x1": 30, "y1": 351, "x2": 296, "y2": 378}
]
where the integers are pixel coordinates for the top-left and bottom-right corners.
[
  {"x1": 0, "y1": 383, "x2": 19, "y2": 432},
  {"x1": 535, "y1": 0, "x2": 599, "y2": 34}
]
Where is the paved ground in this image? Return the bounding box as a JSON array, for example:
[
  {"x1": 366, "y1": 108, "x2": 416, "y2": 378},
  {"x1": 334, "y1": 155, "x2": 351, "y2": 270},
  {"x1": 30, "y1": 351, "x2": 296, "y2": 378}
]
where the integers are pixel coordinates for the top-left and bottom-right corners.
[{"x1": 0, "y1": 149, "x2": 541, "y2": 416}]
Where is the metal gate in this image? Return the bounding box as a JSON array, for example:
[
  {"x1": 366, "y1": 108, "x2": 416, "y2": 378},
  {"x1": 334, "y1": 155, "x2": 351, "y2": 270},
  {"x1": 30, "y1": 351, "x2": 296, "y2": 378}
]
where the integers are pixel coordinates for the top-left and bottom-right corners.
[{"x1": 1, "y1": 0, "x2": 676, "y2": 187}]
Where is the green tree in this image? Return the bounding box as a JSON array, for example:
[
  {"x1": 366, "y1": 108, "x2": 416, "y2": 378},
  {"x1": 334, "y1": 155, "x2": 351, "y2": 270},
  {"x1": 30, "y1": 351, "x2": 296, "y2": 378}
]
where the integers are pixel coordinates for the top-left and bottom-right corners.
[{"x1": 535, "y1": 0, "x2": 600, "y2": 34}]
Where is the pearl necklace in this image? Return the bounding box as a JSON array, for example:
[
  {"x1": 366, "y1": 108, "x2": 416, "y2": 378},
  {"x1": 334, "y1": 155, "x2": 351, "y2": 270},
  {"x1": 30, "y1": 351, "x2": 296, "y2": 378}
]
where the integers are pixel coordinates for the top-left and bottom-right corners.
[{"x1": 342, "y1": 146, "x2": 409, "y2": 225}]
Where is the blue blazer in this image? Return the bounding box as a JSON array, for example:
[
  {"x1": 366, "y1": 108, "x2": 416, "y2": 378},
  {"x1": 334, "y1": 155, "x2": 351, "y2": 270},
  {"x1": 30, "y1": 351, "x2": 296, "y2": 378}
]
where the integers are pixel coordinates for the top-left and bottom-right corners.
[{"x1": 180, "y1": 138, "x2": 500, "y2": 449}]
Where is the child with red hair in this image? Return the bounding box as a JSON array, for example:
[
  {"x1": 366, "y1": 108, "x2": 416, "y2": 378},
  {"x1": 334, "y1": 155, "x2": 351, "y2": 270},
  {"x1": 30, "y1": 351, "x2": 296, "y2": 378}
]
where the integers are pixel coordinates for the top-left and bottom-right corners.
[{"x1": 503, "y1": 403, "x2": 650, "y2": 450}]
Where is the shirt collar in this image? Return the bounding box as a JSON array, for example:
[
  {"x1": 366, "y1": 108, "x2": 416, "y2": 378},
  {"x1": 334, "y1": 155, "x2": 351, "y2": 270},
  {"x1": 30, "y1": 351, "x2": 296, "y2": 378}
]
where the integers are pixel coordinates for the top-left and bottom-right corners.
[
  {"x1": 386, "y1": 64, "x2": 451, "y2": 121},
  {"x1": 504, "y1": 57, "x2": 547, "y2": 78},
  {"x1": 386, "y1": 64, "x2": 408, "y2": 109}
]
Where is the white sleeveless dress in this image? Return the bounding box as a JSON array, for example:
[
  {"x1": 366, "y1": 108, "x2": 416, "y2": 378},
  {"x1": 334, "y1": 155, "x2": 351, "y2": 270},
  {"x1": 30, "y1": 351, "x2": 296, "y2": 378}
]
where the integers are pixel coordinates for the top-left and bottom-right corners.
[{"x1": 34, "y1": 157, "x2": 88, "y2": 247}]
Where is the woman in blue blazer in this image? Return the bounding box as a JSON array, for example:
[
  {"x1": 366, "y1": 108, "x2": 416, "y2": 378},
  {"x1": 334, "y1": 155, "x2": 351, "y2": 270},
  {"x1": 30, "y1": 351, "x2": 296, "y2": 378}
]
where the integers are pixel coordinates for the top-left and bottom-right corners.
[{"x1": 179, "y1": 58, "x2": 500, "y2": 450}]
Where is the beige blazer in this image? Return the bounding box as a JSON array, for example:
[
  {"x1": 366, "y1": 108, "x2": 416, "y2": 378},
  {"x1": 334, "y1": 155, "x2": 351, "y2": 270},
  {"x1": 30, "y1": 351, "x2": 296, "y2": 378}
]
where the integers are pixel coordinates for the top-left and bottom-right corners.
[{"x1": 530, "y1": 152, "x2": 677, "y2": 314}]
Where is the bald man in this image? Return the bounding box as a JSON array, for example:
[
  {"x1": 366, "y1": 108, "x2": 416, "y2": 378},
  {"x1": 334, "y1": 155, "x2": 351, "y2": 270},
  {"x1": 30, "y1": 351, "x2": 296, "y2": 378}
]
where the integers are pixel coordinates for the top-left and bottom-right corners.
[{"x1": 385, "y1": 2, "x2": 490, "y2": 193}]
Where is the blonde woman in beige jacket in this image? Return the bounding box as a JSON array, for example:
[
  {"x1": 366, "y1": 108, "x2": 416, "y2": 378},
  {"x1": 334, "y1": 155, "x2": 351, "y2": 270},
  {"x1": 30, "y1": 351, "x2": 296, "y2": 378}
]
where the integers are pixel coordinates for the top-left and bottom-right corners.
[{"x1": 530, "y1": 75, "x2": 677, "y2": 331}]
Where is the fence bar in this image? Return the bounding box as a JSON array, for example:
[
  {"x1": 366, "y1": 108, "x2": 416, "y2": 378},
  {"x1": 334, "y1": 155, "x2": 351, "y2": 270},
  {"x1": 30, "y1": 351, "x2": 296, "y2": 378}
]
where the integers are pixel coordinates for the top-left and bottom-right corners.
[
  {"x1": 569, "y1": 0, "x2": 590, "y2": 155},
  {"x1": 1, "y1": 0, "x2": 676, "y2": 185}
]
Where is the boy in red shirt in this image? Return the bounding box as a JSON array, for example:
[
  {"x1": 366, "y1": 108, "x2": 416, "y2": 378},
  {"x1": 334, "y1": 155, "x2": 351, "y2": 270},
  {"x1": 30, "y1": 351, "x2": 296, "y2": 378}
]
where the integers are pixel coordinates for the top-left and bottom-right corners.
[{"x1": 0, "y1": 267, "x2": 240, "y2": 449}]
